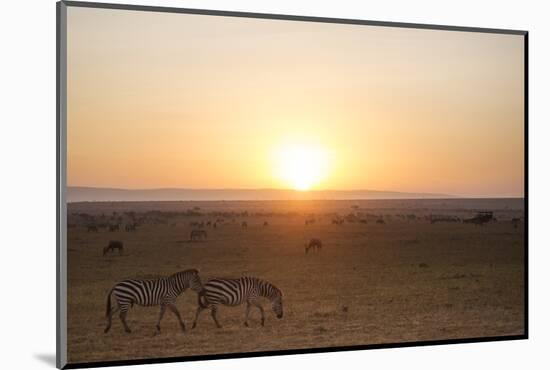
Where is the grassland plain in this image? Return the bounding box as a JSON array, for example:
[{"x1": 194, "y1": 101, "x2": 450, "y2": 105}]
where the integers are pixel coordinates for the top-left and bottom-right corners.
[{"x1": 66, "y1": 199, "x2": 524, "y2": 364}]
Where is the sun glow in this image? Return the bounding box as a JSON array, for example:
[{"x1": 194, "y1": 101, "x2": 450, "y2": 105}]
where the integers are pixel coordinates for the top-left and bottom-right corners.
[{"x1": 274, "y1": 142, "x2": 331, "y2": 191}]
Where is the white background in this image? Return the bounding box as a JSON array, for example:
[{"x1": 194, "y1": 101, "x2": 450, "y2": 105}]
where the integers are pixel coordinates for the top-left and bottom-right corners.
[{"x1": 1, "y1": 0, "x2": 548, "y2": 369}]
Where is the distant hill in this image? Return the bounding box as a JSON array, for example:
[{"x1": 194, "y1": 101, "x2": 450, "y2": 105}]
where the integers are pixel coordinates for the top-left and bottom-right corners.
[{"x1": 67, "y1": 187, "x2": 454, "y2": 202}]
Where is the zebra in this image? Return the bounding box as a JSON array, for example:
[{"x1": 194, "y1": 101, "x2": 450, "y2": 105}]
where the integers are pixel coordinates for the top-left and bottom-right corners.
[
  {"x1": 192, "y1": 276, "x2": 283, "y2": 329},
  {"x1": 104, "y1": 269, "x2": 203, "y2": 334}
]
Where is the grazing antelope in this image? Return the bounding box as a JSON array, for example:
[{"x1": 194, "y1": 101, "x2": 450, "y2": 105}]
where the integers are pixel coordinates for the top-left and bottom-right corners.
[
  {"x1": 305, "y1": 238, "x2": 322, "y2": 254},
  {"x1": 190, "y1": 229, "x2": 207, "y2": 241},
  {"x1": 103, "y1": 240, "x2": 124, "y2": 256}
]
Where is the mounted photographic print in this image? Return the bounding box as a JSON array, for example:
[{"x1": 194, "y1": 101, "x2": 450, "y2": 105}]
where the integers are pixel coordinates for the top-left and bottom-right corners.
[{"x1": 56, "y1": 1, "x2": 528, "y2": 368}]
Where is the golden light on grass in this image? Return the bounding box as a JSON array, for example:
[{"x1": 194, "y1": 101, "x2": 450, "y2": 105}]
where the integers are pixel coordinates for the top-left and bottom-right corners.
[{"x1": 274, "y1": 142, "x2": 331, "y2": 191}]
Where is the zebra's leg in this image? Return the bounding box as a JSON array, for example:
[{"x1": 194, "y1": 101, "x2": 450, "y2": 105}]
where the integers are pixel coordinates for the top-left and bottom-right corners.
[
  {"x1": 192, "y1": 305, "x2": 204, "y2": 329},
  {"x1": 244, "y1": 302, "x2": 251, "y2": 327},
  {"x1": 167, "y1": 304, "x2": 186, "y2": 332},
  {"x1": 210, "y1": 306, "x2": 222, "y2": 328},
  {"x1": 119, "y1": 309, "x2": 131, "y2": 333},
  {"x1": 104, "y1": 305, "x2": 120, "y2": 333},
  {"x1": 154, "y1": 305, "x2": 167, "y2": 335},
  {"x1": 251, "y1": 301, "x2": 265, "y2": 326}
]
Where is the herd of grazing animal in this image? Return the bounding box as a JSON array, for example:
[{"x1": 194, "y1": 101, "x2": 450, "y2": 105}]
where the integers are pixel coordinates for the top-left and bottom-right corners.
[
  {"x1": 69, "y1": 208, "x2": 522, "y2": 336},
  {"x1": 94, "y1": 213, "x2": 288, "y2": 335},
  {"x1": 80, "y1": 209, "x2": 519, "y2": 261}
]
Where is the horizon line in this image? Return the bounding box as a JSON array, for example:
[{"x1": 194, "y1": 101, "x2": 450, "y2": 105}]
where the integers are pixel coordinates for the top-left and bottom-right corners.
[
  {"x1": 68, "y1": 185, "x2": 451, "y2": 194},
  {"x1": 67, "y1": 186, "x2": 525, "y2": 198},
  {"x1": 66, "y1": 196, "x2": 525, "y2": 204}
]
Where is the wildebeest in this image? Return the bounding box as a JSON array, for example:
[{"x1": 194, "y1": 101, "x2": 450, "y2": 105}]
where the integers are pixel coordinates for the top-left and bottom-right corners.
[
  {"x1": 344, "y1": 214, "x2": 359, "y2": 223},
  {"x1": 103, "y1": 240, "x2": 124, "y2": 256},
  {"x1": 241, "y1": 221, "x2": 248, "y2": 229},
  {"x1": 407, "y1": 214, "x2": 417, "y2": 222},
  {"x1": 429, "y1": 214, "x2": 461, "y2": 224},
  {"x1": 109, "y1": 224, "x2": 120, "y2": 232},
  {"x1": 190, "y1": 229, "x2": 207, "y2": 241},
  {"x1": 125, "y1": 223, "x2": 137, "y2": 232},
  {"x1": 376, "y1": 218, "x2": 385, "y2": 224},
  {"x1": 87, "y1": 225, "x2": 99, "y2": 233},
  {"x1": 463, "y1": 218, "x2": 483, "y2": 226},
  {"x1": 305, "y1": 238, "x2": 322, "y2": 254},
  {"x1": 463, "y1": 211, "x2": 494, "y2": 226},
  {"x1": 332, "y1": 218, "x2": 344, "y2": 225},
  {"x1": 263, "y1": 221, "x2": 269, "y2": 227},
  {"x1": 206, "y1": 221, "x2": 212, "y2": 227}
]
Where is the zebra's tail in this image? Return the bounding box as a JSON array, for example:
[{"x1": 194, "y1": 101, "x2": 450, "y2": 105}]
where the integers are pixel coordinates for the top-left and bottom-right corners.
[
  {"x1": 198, "y1": 290, "x2": 209, "y2": 308},
  {"x1": 105, "y1": 287, "x2": 114, "y2": 317}
]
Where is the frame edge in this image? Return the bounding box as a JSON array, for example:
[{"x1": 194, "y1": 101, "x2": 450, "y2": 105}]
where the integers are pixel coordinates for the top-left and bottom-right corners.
[
  {"x1": 57, "y1": 1, "x2": 68, "y2": 368},
  {"x1": 62, "y1": 0, "x2": 527, "y2": 35}
]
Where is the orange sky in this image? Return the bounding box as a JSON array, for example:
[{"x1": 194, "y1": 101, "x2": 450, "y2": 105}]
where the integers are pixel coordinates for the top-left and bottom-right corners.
[{"x1": 67, "y1": 7, "x2": 525, "y2": 197}]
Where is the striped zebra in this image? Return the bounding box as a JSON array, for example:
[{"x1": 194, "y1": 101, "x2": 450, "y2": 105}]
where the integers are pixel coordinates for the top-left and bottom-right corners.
[
  {"x1": 104, "y1": 269, "x2": 203, "y2": 335},
  {"x1": 192, "y1": 276, "x2": 283, "y2": 328}
]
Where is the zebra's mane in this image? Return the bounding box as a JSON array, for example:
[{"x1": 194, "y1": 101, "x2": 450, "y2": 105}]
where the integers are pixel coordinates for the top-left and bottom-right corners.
[
  {"x1": 242, "y1": 276, "x2": 282, "y2": 299},
  {"x1": 170, "y1": 269, "x2": 199, "y2": 280},
  {"x1": 271, "y1": 284, "x2": 282, "y2": 298}
]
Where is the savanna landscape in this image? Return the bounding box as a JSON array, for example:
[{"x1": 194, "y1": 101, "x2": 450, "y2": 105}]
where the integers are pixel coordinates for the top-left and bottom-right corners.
[
  {"x1": 64, "y1": 5, "x2": 525, "y2": 367},
  {"x1": 67, "y1": 198, "x2": 524, "y2": 364}
]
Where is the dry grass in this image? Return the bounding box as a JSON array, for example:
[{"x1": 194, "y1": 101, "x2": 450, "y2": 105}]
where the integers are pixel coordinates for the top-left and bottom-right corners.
[{"x1": 66, "y1": 199, "x2": 524, "y2": 364}]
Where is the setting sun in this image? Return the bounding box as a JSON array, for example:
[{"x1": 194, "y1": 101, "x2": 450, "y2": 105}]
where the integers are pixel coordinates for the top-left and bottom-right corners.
[{"x1": 274, "y1": 143, "x2": 331, "y2": 191}]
